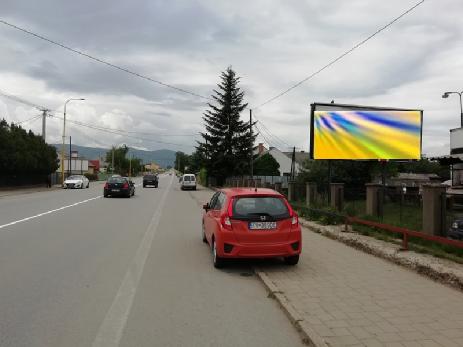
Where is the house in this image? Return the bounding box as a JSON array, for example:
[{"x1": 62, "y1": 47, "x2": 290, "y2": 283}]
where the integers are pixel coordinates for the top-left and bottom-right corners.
[
  {"x1": 386, "y1": 173, "x2": 441, "y2": 189},
  {"x1": 145, "y1": 162, "x2": 160, "y2": 173},
  {"x1": 56, "y1": 150, "x2": 90, "y2": 175},
  {"x1": 283, "y1": 150, "x2": 310, "y2": 167},
  {"x1": 254, "y1": 143, "x2": 301, "y2": 176},
  {"x1": 88, "y1": 160, "x2": 100, "y2": 174}
]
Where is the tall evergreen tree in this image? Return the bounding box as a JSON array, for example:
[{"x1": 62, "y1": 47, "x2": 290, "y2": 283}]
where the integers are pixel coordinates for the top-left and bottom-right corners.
[{"x1": 198, "y1": 67, "x2": 256, "y2": 184}]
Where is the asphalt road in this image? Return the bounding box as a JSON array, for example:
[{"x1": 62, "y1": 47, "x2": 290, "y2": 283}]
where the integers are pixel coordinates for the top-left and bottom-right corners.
[{"x1": 0, "y1": 174, "x2": 304, "y2": 347}]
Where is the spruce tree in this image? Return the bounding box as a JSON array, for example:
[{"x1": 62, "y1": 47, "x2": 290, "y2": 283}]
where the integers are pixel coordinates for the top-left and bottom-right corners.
[{"x1": 198, "y1": 67, "x2": 256, "y2": 185}]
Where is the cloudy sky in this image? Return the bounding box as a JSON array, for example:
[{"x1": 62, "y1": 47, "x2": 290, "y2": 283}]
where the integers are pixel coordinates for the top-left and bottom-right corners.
[{"x1": 0, "y1": 0, "x2": 461, "y2": 155}]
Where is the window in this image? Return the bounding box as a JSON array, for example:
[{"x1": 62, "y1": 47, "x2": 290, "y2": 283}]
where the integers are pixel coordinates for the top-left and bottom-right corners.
[
  {"x1": 232, "y1": 196, "x2": 290, "y2": 220},
  {"x1": 209, "y1": 192, "x2": 220, "y2": 209},
  {"x1": 215, "y1": 193, "x2": 226, "y2": 210}
]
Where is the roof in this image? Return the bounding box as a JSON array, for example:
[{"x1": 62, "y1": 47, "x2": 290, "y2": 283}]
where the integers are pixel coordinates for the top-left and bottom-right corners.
[
  {"x1": 283, "y1": 151, "x2": 310, "y2": 165},
  {"x1": 392, "y1": 173, "x2": 440, "y2": 180},
  {"x1": 220, "y1": 187, "x2": 282, "y2": 197}
]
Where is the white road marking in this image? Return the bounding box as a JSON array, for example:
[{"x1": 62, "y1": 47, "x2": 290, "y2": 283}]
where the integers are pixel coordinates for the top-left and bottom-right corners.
[
  {"x1": 92, "y1": 175, "x2": 173, "y2": 347},
  {"x1": 0, "y1": 195, "x2": 102, "y2": 230}
]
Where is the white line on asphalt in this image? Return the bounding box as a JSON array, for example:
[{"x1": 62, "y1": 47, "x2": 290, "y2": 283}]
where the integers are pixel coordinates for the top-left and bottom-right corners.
[
  {"x1": 92, "y1": 175, "x2": 173, "y2": 347},
  {"x1": 0, "y1": 195, "x2": 102, "y2": 230}
]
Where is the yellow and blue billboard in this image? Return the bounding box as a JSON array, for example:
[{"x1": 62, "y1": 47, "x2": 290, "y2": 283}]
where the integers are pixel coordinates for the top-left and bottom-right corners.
[{"x1": 310, "y1": 104, "x2": 422, "y2": 160}]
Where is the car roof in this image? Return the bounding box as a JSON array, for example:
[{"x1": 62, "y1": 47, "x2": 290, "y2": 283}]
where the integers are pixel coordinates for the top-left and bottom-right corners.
[{"x1": 220, "y1": 187, "x2": 283, "y2": 197}]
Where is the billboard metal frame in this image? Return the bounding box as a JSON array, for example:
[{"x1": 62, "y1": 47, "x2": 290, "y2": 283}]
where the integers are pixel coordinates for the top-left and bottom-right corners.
[{"x1": 309, "y1": 102, "x2": 423, "y2": 160}]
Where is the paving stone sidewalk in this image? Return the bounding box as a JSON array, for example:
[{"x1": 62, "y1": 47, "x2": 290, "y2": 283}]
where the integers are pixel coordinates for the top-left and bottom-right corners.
[{"x1": 258, "y1": 226, "x2": 463, "y2": 347}]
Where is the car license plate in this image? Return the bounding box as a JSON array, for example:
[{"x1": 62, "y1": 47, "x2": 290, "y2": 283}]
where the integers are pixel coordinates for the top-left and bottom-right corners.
[
  {"x1": 112, "y1": 189, "x2": 120, "y2": 192},
  {"x1": 249, "y1": 222, "x2": 277, "y2": 230}
]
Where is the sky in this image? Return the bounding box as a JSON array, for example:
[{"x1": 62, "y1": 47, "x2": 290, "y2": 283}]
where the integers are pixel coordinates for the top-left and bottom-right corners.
[{"x1": 0, "y1": 0, "x2": 461, "y2": 156}]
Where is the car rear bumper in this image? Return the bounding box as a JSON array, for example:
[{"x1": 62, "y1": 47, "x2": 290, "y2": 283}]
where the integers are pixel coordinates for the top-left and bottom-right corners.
[
  {"x1": 448, "y1": 230, "x2": 463, "y2": 239},
  {"x1": 216, "y1": 233, "x2": 301, "y2": 258},
  {"x1": 104, "y1": 188, "x2": 131, "y2": 196}
]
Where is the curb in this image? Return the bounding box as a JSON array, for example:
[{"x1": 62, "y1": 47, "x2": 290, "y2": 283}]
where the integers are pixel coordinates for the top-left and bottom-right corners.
[
  {"x1": 300, "y1": 219, "x2": 463, "y2": 293},
  {"x1": 254, "y1": 268, "x2": 328, "y2": 347}
]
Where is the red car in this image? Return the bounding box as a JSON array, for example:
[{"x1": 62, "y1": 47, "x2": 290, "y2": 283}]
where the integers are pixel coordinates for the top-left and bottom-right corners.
[{"x1": 202, "y1": 188, "x2": 302, "y2": 268}]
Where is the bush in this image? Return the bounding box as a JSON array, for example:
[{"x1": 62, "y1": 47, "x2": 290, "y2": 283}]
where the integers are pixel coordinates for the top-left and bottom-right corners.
[{"x1": 84, "y1": 173, "x2": 98, "y2": 181}]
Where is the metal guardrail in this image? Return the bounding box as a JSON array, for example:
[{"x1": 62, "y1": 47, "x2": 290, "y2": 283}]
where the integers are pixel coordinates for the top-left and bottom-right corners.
[{"x1": 346, "y1": 216, "x2": 463, "y2": 251}]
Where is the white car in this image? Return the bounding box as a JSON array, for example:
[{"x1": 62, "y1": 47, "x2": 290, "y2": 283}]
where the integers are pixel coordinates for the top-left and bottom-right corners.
[
  {"x1": 63, "y1": 175, "x2": 90, "y2": 189},
  {"x1": 180, "y1": 174, "x2": 196, "y2": 190}
]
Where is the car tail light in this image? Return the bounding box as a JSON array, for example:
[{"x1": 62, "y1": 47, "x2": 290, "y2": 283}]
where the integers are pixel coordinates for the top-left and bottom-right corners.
[
  {"x1": 104, "y1": 182, "x2": 108, "y2": 189},
  {"x1": 220, "y1": 214, "x2": 233, "y2": 231},
  {"x1": 292, "y1": 213, "x2": 299, "y2": 226},
  {"x1": 227, "y1": 197, "x2": 234, "y2": 217},
  {"x1": 122, "y1": 182, "x2": 129, "y2": 189}
]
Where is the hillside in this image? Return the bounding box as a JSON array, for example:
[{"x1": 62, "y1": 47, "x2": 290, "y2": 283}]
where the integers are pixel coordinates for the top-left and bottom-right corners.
[{"x1": 51, "y1": 144, "x2": 176, "y2": 168}]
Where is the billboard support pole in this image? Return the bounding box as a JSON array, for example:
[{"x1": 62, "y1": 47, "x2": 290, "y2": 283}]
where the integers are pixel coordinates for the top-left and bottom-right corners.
[
  {"x1": 328, "y1": 160, "x2": 332, "y2": 204},
  {"x1": 380, "y1": 160, "x2": 387, "y2": 219}
]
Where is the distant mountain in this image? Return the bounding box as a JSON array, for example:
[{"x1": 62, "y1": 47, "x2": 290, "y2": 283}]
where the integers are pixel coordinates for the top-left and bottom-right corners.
[{"x1": 51, "y1": 144, "x2": 176, "y2": 168}]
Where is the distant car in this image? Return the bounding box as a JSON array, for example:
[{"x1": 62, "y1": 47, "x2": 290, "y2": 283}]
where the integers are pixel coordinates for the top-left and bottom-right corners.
[
  {"x1": 181, "y1": 174, "x2": 196, "y2": 190},
  {"x1": 202, "y1": 188, "x2": 302, "y2": 268},
  {"x1": 104, "y1": 176, "x2": 135, "y2": 198},
  {"x1": 143, "y1": 174, "x2": 158, "y2": 188},
  {"x1": 448, "y1": 220, "x2": 463, "y2": 240},
  {"x1": 63, "y1": 175, "x2": 89, "y2": 189}
]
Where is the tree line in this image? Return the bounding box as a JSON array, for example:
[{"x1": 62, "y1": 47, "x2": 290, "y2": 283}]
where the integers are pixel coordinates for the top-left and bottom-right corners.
[
  {"x1": 105, "y1": 145, "x2": 143, "y2": 176},
  {"x1": 0, "y1": 119, "x2": 59, "y2": 185}
]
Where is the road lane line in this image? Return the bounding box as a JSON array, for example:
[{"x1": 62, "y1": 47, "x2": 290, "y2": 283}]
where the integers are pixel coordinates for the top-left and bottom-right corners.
[
  {"x1": 92, "y1": 175, "x2": 173, "y2": 347},
  {"x1": 0, "y1": 195, "x2": 102, "y2": 230}
]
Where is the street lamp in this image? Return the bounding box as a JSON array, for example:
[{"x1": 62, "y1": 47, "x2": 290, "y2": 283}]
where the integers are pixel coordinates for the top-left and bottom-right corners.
[
  {"x1": 61, "y1": 98, "x2": 85, "y2": 185},
  {"x1": 442, "y1": 91, "x2": 463, "y2": 127}
]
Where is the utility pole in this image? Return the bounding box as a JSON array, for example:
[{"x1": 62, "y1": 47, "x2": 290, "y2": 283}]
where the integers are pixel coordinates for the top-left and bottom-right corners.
[
  {"x1": 68, "y1": 136, "x2": 72, "y2": 177},
  {"x1": 250, "y1": 109, "x2": 253, "y2": 180},
  {"x1": 112, "y1": 147, "x2": 115, "y2": 174},
  {"x1": 41, "y1": 110, "x2": 47, "y2": 141}
]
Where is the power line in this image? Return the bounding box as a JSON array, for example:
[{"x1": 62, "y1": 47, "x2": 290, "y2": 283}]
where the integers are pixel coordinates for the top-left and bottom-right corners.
[
  {"x1": 0, "y1": 19, "x2": 212, "y2": 102},
  {"x1": 255, "y1": 0, "x2": 425, "y2": 109},
  {"x1": 49, "y1": 114, "x2": 190, "y2": 148},
  {"x1": 0, "y1": 89, "x2": 50, "y2": 111},
  {"x1": 16, "y1": 114, "x2": 42, "y2": 125},
  {"x1": 252, "y1": 111, "x2": 291, "y2": 149}
]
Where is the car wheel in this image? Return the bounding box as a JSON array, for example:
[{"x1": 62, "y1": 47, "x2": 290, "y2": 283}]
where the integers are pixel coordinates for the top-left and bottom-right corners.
[
  {"x1": 212, "y1": 238, "x2": 224, "y2": 268},
  {"x1": 202, "y1": 223, "x2": 207, "y2": 243},
  {"x1": 87, "y1": 183, "x2": 89, "y2": 188},
  {"x1": 284, "y1": 255, "x2": 299, "y2": 266},
  {"x1": 143, "y1": 184, "x2": 146, "y2": 188},
  {"x1": 104, "y1": 193, "x2": 108, "y2": 198}
]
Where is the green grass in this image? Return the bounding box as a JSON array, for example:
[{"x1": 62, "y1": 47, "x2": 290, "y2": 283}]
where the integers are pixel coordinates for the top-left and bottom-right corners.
[{"x1": 291, "y1": 201, "x2": 463, "y2": 264}]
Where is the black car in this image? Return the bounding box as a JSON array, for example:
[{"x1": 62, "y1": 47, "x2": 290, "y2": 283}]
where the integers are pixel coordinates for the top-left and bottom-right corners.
[
  {"x1": 448, "y1": 220, "x2": 463, "y2": 240},
  {"x1": 104, "y1": 176, "x2": 135, "y2": 198},
  {"x1": 143, "y1": 174, "x2": 158, "y2": 188}
]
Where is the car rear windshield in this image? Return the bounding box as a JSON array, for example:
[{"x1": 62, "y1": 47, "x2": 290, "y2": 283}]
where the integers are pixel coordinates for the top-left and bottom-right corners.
[
  {"x1": 144, "y1": 175, "x2": 156, "y2": 179},
  {"x1": 183, "y1": 175, "x2": 195, "y2": 181},
  {"x1": 232, "y1": 196, "x2": 290, "y2": 220},
  {"x1": 108, "y1": 177, "x2": 126, "y2": 183}
]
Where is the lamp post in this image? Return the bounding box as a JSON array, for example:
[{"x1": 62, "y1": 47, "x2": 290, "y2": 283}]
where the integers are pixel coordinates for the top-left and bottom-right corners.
[
  {"x1": 442, "y1": 91, "x2": 463, "y2": 127},
  {"x1": 61, "y1": 98, "x2": 85, "y2": 185}
]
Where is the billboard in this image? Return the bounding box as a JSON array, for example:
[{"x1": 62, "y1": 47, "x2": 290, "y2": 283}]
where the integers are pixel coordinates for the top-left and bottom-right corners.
[{"x1": 310, "y1": 103, "x2": 422, "y2": 160}]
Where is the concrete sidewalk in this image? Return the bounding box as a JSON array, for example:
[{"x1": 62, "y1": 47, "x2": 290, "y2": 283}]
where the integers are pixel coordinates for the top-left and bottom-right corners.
[{"x1": 0, "y1": 185, "x2": 62, "y2": 198}]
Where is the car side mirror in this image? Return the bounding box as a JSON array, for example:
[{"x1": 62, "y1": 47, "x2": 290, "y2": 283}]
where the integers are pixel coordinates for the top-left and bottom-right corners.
[{"x1": 203, "y1": 203, "x2": 210, "y2": 211}]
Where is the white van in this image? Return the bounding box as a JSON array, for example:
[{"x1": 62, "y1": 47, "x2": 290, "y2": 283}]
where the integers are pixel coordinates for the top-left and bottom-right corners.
[{"x1": 181, "y1": 174, "x2": 196, "y2": 190}]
